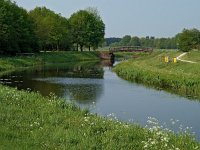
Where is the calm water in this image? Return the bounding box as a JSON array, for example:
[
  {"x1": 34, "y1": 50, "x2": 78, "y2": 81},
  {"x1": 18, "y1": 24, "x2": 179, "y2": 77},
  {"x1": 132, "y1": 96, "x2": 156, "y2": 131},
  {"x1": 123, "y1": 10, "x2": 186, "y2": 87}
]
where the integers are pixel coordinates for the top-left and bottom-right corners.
[{"x1": 1, "y1": 60, "x2": 200, "y2": 140}]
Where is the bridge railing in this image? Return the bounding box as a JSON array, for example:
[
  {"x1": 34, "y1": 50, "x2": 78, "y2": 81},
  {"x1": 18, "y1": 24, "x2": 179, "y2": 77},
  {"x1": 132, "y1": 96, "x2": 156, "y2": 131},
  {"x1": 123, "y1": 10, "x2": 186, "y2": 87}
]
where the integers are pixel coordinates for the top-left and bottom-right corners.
[{"x1": 109, "y1": 46, "x2": 153, "y2": 52}]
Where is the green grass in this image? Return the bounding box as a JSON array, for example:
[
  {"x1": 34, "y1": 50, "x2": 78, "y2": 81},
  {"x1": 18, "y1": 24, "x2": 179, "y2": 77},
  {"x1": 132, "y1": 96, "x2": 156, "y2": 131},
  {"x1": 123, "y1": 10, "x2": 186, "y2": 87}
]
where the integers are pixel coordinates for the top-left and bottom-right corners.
[
  {"x1": 0, "y1": 85, "x2": 199, "y2": 149},
  {"x1": 182, "y1": 51, "x2": 200, "y2": 62},
  {"x1": 41, "y1": 51, "x2": 100, "y2": 63},
  {"x1": 0, "y1": 51, "x2": 100, "y2": 74},
  {"x1": 114, "y1": 52, "x2": 150, "y2": 60},
  {"x1": 113, "y1": 50, "x2": 200, "y2": 99},
  {"x1": 0, "y1": 56, "x2": 41, "y2": 72}
]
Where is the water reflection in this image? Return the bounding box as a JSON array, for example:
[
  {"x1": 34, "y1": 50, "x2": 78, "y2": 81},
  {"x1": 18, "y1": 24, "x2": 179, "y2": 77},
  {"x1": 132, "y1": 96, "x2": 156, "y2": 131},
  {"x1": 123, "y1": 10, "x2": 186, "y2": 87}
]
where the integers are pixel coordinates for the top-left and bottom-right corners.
[
  {"x1": 98, "y1": 59, "x2": 114, "y2": 67},
  {"x1": 35, "y1": 77, "x2": 104, "y2": 104},
  {"x1": 0, "y1": 61, "x2": 105, "y2": 104}
]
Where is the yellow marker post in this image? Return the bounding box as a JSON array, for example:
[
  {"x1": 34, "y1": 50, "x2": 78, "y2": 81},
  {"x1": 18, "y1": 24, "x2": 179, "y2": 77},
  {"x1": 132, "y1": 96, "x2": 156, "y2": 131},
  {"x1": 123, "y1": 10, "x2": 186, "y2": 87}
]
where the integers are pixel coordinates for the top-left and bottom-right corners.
[
  {"x1": 165, "y1": 56, "x2": 169, "y2": 63},
  {"x1": 173, "y1": 58, "x2": 177, "y2": 63}
]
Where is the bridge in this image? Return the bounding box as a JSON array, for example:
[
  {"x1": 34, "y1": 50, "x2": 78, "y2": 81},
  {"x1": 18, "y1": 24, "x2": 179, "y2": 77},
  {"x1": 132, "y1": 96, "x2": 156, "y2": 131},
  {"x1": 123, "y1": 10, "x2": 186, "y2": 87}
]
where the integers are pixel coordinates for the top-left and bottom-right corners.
[
  {"x1": 109, "y1": 46, "x2": 153, "y2": 53},
  {"x1": 99, "y1": 46, "x2": 153, "y2": 60}
]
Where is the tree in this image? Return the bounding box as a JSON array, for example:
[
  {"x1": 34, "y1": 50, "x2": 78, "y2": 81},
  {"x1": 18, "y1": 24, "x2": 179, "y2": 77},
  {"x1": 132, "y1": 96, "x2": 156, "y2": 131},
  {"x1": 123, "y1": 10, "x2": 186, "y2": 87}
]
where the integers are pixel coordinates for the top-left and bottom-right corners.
[
  {"x1": 69, "y1": 9, "x2": 105, "y2": 51},
  {"x1": 49, "y1": 14, "x2": 72, "y2": 50},
  {"x1": 29, "y1": 7, "x2": 72, "y2": 51},
  {"x1": 0, "y1": 0, "x2": 39, "y2": 55},
  {"x1": 69, "y1": 10, "x2": 88, "y2": 51},
  {"x1": 119, "y1": 35, "x2": 131, "y2": 46},
  {"x1": 105, "y1": 38, "x2": 121, "y2": 46},
  {"x1": 177, "y1": 28, "x2": 200, "y2": 52},
  {"x1": 129, "y1": 36, "x2": 141, "y2": 46},
  {"x1": 86, "y1": 7, "x2": 105, "y2": 50}
]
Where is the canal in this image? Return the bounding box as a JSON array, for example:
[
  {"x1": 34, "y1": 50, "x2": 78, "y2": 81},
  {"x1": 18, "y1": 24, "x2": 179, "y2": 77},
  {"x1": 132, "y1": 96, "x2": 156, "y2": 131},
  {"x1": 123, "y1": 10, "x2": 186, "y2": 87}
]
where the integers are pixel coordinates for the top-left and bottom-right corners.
[{"x1": 1, "y1": 60, "x2": 200, "y2": 140}]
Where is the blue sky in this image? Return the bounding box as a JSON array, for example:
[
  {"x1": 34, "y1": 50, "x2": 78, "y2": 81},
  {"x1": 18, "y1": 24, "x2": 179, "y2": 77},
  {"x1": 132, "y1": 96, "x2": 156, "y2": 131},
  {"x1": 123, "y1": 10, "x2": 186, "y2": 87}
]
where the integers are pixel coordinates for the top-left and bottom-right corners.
[{"x1": 13, "y1": 0, "x2": 200, "y2": 38}]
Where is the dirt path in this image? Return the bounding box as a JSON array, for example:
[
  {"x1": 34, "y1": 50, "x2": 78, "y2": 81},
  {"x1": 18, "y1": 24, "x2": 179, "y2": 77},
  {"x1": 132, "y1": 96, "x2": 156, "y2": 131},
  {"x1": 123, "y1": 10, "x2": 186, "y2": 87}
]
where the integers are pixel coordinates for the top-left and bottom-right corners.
[{"x1": 176, "y1": 52, "x2": 197, "y2": 63}]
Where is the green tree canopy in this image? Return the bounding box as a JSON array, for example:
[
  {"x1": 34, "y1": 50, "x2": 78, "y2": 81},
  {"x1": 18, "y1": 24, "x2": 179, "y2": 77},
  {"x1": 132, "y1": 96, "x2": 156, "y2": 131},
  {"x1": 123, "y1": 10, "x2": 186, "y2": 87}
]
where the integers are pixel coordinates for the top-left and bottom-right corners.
[
  {"x1": 177, "y1": 28, "x2": 200, "y2": 52},
  {"x1": 109, "y1": 35, "x2": 178, "y2": 50},
  {"x1": 129, "y1": 36, "x2": 141, "y2": 46},
  {"x1": 0, "y1": 0, "x2": 39, "y2": 55},
  {"x1": 29, "y1": 7, "x2": 72, "y2": 51},
  {"x1": 69, "y1": 9, "x2": 105, "y2": 51},
  {"x1": 119, "y1": 35, "x2": 131, "y2": 46}
]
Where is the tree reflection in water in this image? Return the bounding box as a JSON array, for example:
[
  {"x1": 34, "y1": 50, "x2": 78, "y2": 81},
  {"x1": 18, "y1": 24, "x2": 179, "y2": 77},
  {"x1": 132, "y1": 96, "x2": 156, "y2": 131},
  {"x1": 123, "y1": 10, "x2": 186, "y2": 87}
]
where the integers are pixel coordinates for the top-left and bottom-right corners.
[{"x1": 0, "y1": 61, "x2": 105, "y2": 105}]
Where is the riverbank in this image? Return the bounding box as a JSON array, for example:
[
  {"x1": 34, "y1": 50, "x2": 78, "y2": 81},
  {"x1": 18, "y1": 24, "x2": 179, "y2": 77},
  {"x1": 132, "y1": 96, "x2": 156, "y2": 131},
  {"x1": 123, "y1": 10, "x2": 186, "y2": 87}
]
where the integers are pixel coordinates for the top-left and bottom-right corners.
[
  {"x1": 0, "y1": 51, "x2": 200, "y2": 149},
  {"x1": 114, "y1": 50, "x2": 200, "y2": 99},
  {"x1": 0, "y1": 51, "x2": 100, "y2": 74},
  {"x1": 0, "y1": 85, "x2": 199, "y2": 149},
  {"x1": 114, "y1": 51, "x2": 150, "y2": 60}
]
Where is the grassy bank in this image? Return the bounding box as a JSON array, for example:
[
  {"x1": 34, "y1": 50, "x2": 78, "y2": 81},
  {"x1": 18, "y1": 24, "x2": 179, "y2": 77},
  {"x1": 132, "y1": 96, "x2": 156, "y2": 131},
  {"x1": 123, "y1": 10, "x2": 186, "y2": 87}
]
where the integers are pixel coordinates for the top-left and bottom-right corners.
[
  {"x1": 114, "y1": 52, "x2": 150, "y2": 60},
  {"x1": 0, "y1": 51, "x2": 100, "y2": 73},
  {"x1": 0, "y1": 85, "x2": 199, "y2": 149},
  {"x1": 113, "y1": 50, "x2": 200, "y2": 99},
  {"x1": 181, "y1": 51, "x2": 200, "y2": 62}
]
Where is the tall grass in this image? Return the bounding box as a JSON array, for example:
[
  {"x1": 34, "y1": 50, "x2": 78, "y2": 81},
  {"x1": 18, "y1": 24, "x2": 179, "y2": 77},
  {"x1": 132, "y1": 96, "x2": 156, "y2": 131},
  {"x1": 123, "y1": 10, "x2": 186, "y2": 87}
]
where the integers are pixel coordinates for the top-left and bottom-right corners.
[
  {"x1": 0, "y1": 85, "x2": 199, "y2": 149},
  {"x1": 113, "y1": 50, "x2": 200, "y2": 99}
]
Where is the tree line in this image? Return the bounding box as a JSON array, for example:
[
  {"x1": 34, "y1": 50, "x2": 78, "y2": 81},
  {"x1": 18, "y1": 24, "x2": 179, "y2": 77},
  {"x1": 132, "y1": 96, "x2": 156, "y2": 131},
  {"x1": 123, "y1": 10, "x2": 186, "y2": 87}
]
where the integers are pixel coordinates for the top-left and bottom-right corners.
[
  {"x1": 108, "y1": 35, "x2": 177, "y2": 50},
  {"x1": 0, "y1": 0, "x2": 105, "y2": 55},
  {"x1": 107, "y1": 28, "x2": 200, "y2": 52}
]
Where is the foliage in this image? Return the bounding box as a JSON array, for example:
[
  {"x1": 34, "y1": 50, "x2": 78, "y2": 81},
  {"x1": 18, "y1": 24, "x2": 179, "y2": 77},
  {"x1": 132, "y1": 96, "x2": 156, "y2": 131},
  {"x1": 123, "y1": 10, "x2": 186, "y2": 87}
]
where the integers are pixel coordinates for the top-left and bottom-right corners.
[
  {"x1": 110, "y1": 35, "x2": 177, "y2": 49},
  {"x1": 69, "y1": 9, "x2": 105, "y2": 51},
  {"x1": 29, "y1": 7, "x2": 72, "y2": 51},
  {"x1": 0, "y1": 85, "x2": 199, "y2": 149},
  {"x1": 87, "y1": 8, "x2": 105, "y2": 51},
  {"x1": 0, "y1": 0, "x2": 39, "y2": 55},
  {"x1": 0, "y1": 1, "x2": 105, "y2": 53},
  {"x1": 176, "y1": 28, "x2": 200, "y2": 52},
  {"x1": 129, "y1": 36, "x2": 141, "y2": 46},
  {"x1": 109, "y1": 28, "x2": 200, "y2": 52},
  {"x1": 104, "y1": 37, "x2": 121, "y2": 46},
  {"x1": 119, "y1": 35, "x2": 131, "y2": 46},
  {"x1": 113, "y1": 50, "x2": 200, "y2": 99}
]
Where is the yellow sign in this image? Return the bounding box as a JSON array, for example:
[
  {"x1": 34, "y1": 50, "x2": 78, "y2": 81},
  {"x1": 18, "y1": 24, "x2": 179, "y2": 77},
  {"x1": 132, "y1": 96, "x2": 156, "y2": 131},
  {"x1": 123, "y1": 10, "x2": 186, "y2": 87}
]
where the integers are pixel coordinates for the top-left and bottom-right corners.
[
  {"x1": 165, "y1": 56, "x2": 169, "y2": 63},
  {"x1": 173, "y1": 58, "x2": 177, "y2": 63}
]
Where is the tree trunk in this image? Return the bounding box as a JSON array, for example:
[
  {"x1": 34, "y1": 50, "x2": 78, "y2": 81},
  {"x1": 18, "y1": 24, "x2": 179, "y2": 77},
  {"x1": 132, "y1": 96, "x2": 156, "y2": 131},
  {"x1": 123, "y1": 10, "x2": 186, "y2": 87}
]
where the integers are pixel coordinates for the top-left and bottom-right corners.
[
  {"x1": 51, "y1": 45, "x2": 54, "y2": 51},
  {"x1": 76, "y1": 44, "x2": 79, "y2": 51},
  {"x1": 56, "y1": 41, "x2": 59, "y2": 51},
  {"x1": 80, "y1": 45, "x2": 83, "y2": 52},
  {"x1": 89, "y1": 46, "x2": 90, "y2": 51}
]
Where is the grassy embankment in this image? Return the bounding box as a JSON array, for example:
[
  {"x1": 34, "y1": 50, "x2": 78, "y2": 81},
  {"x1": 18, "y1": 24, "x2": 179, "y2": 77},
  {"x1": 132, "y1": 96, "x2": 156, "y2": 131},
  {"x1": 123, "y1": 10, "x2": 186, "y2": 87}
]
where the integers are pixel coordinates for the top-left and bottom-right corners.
[
  {"x1": 114, "y1": 50, "x2": 200, "y2": 99},
  {"x1": 114, "y1": 52, "x2": 149, "y2": 60},
  {"x1": 0, "y1": 51, "x2": 200, "y2": 149},
  {"x1": 0, "y1": 85, "x2": 199, "y2": 149},
  {"x1": 0, "y1": 51, "x2": 100, "y2": 74}
]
